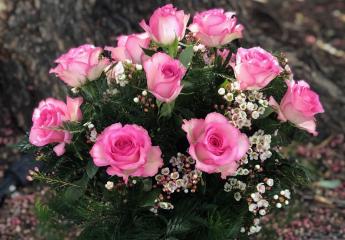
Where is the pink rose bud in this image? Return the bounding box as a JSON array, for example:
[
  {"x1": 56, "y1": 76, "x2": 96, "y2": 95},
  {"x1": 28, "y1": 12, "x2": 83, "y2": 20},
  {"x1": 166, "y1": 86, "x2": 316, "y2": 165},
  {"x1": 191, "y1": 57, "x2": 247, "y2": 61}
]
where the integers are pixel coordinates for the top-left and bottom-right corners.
[
  {"x1": 269, "y1": 80, "x2": 324, "y2": 136},
  {"x1": 188, "y1": 9, "x2": 244, "y2": 47},
  {"x1": 182, "y1": 112, "x2": 249, "y2": 178},
  {"x1": 143, "y1": 52, "x2": 186, "y2": 103},
  {"x1": 231, "y1": 47, "x2": 283, "y2": 90},
  {"x1": 140, "y1": 4, "x2": 190, "y2": 45},
  {"x1": 105, "y1": 33, "x2": 150, "y2": 64},
  {"x1": 90, "y1": 123, "x2": 164, "y2": 183},
  {"x1": 49, "y1": 44, "x2": 110, "y2": 87},
  {"x1": 29, "y1": 97, "x2": 83, "y2": 156}
]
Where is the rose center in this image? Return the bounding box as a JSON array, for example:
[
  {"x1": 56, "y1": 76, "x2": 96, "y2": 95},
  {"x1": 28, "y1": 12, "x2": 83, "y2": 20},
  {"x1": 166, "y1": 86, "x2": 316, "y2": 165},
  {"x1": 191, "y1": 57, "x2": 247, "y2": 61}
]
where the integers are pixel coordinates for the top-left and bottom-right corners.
[
  {"x1": 112, "y1": 136, "x2": 135, "y2": 154},
  {"x1": 208, "y1": 134, "x2": 223, "y2": 148},
  {"x1": 162, "y1": 64, "x2": 176, "y2": 78}
]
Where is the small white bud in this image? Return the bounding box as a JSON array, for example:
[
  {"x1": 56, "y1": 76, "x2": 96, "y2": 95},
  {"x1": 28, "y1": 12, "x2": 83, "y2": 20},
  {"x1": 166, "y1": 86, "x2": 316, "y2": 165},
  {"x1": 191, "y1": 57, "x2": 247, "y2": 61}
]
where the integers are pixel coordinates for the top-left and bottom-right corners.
[
  {"x1": 218, "y1": 88, "x2": 226, "y2": 95},
  {"x1": 135, "y1": 64, "x2": 143, "y2": 70},
  {"x1": 285, "y1": 200, "x2": 289, "y2": 205},
  {"x1": 133, "y1": 97, "x2": 139, "y2": 103},
  {"x1": 259, "y1": 209, "x2": 266, "y2": 216},
  {"x1": 142, "y1": 90, "x2": 148, "y2": 96},
  {"x1": 249, "y1": 203, "x2": 257, "y2": 212},
  {"x1": 105, "y1": 181, "x2": 114, "y2": 190},
  {"x1": 284, "y1": 189, "x2": 291, "y2": 199},
  {"x1": 255, "y1": 164, "x2": 261, "y2": 170},
  {"x1": 193, "y1": 45, "x2": 199, "y2": 52},
  {"x1": 256, "y1": 183, "x2": 266, "y2": 193},
  {"x1": 9, "y1": 185, "x2": 16, "y2": 192},
  {"x1": 276, "y1": 203, "x2": 282, "y2": 208},
  {"x1": 251, "y1": 111, "x2": 260, "y2": 119},
  {"x1": 266, "y1": 178, "x2": 274, "y2": 187},
  {"x1": 71, "y1": 87, "x2": 79, "y2": 94},
  {"x1": 273, "y1": 194, "x2": 279, "y2": 200},
  {"x1": 234, "y1": 192, "x2": 242, "y2": 201},
  {"x1": 232, "y1": 82, "x2": 240, "y2": 90}
]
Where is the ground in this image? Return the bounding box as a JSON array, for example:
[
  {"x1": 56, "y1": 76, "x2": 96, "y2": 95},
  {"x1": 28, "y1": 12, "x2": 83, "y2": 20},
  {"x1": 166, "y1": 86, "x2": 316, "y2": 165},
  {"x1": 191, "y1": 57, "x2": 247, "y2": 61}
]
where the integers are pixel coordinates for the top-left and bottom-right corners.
[{"x1": 0, "y1": 0, "x2": 344, "y2": 239}]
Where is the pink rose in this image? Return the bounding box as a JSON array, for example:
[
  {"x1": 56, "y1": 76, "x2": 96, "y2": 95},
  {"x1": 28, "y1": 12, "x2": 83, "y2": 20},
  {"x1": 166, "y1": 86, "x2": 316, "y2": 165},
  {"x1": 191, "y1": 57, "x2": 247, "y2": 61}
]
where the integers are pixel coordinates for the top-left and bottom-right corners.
[
  {"x1": 269, "y1": 80, "x2": 324, "y2": 136},
  {"x1": 182, "y1": 112, "x2": 249, "y2": 178},
  {"x1": 140, "y1": 4, "x2": 190, "y2": 45},
  {"x1": 143, "y1": 52, "x2": 186, "y2": 103},
  {"x1": 49, "y1": 44, "x2": 110, "y2": 87},
  {"x1": 29, "y1": 97, "x2": 83, "y2": 156},
  {"x1": 188, "y1": 9, "x2": 244, "y2": 47},
  {"x1": 231, "y1": 47, "x2": 282, "y2": 90},
  {"x1": 90, "y1": 123, "x2": 164, "y2": 183},
  {"x1": 105, "y1": 33, "x2": 150, "y2": 64}
]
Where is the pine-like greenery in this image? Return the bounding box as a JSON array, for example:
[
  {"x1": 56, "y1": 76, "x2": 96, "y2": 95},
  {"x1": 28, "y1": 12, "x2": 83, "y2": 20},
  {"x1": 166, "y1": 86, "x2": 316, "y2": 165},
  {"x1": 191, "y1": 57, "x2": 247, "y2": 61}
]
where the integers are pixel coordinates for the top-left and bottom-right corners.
[{"x1": 18, "y1": 39, "x2": 311, "y2": 240}]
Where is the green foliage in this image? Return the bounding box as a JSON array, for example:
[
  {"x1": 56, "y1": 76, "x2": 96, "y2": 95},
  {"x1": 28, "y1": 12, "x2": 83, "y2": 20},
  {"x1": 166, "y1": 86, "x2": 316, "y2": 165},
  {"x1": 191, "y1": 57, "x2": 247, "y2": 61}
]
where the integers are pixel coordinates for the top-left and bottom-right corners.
[
  {"x1": 178, "y1": 45, "x2": 194, "y2": 68},
  {"x1": 159, "y1": 101, "x2": 176, "y2": 118},
  {"x1": 142, "y1": 47, "x2": 157, "y2": 57}
]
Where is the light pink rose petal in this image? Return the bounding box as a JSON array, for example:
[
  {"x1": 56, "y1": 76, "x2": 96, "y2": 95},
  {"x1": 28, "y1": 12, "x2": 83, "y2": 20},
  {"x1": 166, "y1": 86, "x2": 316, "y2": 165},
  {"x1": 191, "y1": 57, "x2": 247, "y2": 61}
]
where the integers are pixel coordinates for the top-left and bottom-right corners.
[
  {"x1": 53, "y1": 142, "x2": 66, "y2": 156},
  {"x1": 157, "y1": 15, "x2": 180, "y2": 44},
  {"x1": 182, "y1": 118, "x2": 205, "y2": 144},
  {"x1": 141, "y1": 146, "x2": 164, "y2": 177},
  {"x1": 143, "y1": 57, "x2": 156, "y2": 89},
  {"x1": 87, "y1": 58, "x2": 110, "y2": 81},
  {"x1": 236, "y1": 133, "x2": 250, "y2": 159},
  {"x1": 66, "y1": 96, "x2": 83, "y2": 122},
  {"x1": 88, "y1": 48, "x2": 103, "y2": 65},
  {"x1": 117, "y1": 35, "x2": 129, "y2": 47},
  {"x1": 204, "y1": 112, "x2": 228, "y2": 124},
  {"x1": 219, "y1": 161, "x2": 239, "y2": 179},
  {"x1": 90, "y1": 143, "x2": 109, "y2": 167},
  {"x1": 139, "y1": 20, "x2": 157, "y2": 42},
  {"x1": 282, "y1": 103, "x2": 317, "y2": 135},
  {"x1": 298, "y1": 119, "x2": 318, "y2": 136},
  {"x1": 58, "y1": 69, "x2": 86, "y2": 87},
  {"x1": 269, "y1": 96, "x2": 287, "y2": 122},
  {"x1": 105, "y1": 46, "x2": 129, "y2": 62},
  {"x1": 106, "y1": 166, "x2": 130, "y2": 183},
  {"x1": 125, "y1": 35, "x2": 150, "y2": 64}
]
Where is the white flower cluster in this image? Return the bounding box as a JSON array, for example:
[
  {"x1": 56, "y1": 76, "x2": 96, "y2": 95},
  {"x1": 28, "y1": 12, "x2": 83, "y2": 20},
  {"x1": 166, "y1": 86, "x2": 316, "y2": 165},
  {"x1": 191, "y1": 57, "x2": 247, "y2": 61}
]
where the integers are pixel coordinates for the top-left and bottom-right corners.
[
  {"x1": 224, "y1": 178, "x2": 247, "y2": 201},
  {"x1": 106, "y1": 61, "x2": 128, "y2": 87},
  {"x1": 248, "y1": 178, "x2": 274, "y2": 214},
  {"x1": 273, "y1": 189, "x2": 291, "y2": 208},
  {"x1": 224, "y1": 178, "x2": 247, "y2": 192},
  {"x1": 248, "y1": 130, "x2": 272, "y2": 161},
  {"x1": 152, "y1": 154, "x2": 202, "y2": 213},
  {"x1": 219, "y1": 87, "x2": 269, "y2": 129},
  {"x1": 235, "y1": 167, "x2": 250, "y2": 176},
  {"x1": 155, "y1": 153, "x2": 202, "y2": 194},
  {"x1": 83, "y1": 122, "x2": 97, "y2": 142},
  {"x1": 193, "y1": 44, "x2": 206, "y2": 52},
  {"x1": 104, "y1": 88, "x2": 119, "y2": 97},
  {"x1": 105, "y1": 181, "x2": 114, "y2": 190},
  {"x1": 155, "y1": 157, "x2": 201, "y2": 194},
  {"x1": 248, "y1": 192, "x2": 269, "y2": 216},
  {"x1": 247, "y1": 218, "x2": 262, "y2": 236}
]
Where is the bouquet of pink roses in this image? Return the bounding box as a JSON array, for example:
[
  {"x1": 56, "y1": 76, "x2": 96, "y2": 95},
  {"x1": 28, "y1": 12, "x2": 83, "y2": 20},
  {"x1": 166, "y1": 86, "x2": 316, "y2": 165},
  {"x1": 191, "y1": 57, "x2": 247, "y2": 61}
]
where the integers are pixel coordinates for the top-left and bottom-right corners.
[{"x1": 21, "y1": 4, "x2": 324, "y2": 240}]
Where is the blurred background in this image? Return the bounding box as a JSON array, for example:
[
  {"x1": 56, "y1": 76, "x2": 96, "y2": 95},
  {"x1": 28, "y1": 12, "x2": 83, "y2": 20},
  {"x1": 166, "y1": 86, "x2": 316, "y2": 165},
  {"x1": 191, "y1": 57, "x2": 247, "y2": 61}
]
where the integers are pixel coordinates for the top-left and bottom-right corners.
[{"x1": 0, "y1": 0, "x2": 344, "y2": 239}]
